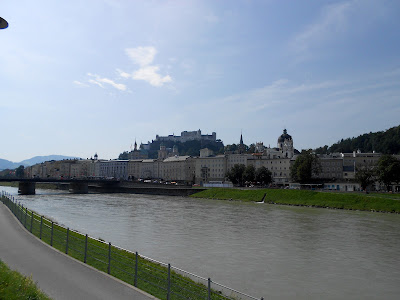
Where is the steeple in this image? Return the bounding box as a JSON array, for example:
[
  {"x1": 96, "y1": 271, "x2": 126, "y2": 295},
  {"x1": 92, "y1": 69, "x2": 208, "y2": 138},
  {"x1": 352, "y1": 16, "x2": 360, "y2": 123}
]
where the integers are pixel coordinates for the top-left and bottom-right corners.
[
  {"x1": 238, "y1": 131, "x2": 245, "y2": 154},
  {"x1": 134, "y1": 139, "x2": 137, "y2": 151}
]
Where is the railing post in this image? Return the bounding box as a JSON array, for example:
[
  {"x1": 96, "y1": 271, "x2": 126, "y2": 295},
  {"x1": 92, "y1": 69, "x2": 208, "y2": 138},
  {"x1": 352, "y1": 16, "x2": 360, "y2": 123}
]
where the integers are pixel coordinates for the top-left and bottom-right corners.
[
  {"x1": 51, "y1": 221, "x2": 54, "y2": 246},
  {"x1": 84, "y1": 234, "x2": 88, "y2": 263},
  {"x1": 108, "y1": 242, "x2": 111, "y2": 274},
  {"x1": 134, "y1": 252, "x2": 138, "y2": 287},
  {"x1": 24, "y1": 207, "x2": 27, "y2": 228},
  {"x1": 208, "y1": 278, "x2": 211, "y2": 300},
  {"x1": 40, "y1": 216, "x2": 43, "y2": 239},
  {"x1": 30, "y1": 211, "x2": 34, "y2": 232},
  {"x1": 167, "y1": 263, "x2": 171, "y2": 300},
  {"x1": 66, "y1": 228, "x2": 69, "y2": 254}
]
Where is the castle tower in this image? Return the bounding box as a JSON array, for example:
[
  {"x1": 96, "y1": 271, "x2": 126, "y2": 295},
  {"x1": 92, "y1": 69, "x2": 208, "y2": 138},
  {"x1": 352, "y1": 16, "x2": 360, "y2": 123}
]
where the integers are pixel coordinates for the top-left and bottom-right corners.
[{"x1": 277, "y1": 129, "x2": 294, "y2": 158}]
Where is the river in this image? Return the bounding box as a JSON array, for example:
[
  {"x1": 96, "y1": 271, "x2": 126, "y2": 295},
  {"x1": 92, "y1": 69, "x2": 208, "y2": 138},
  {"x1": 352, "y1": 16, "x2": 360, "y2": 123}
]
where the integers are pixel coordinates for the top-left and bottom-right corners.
[{"x1": 2, "y1": 186, "x2": 400, "y2": 299}]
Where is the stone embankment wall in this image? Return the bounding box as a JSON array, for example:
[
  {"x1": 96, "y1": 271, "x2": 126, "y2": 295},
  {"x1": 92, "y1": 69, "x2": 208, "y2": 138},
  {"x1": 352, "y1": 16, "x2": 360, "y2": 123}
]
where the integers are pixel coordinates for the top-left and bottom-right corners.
[
  {"x1": 91, "y1": 181, "x2": 205, "y2": 196},
  {"x1": 35, "y1": 182, "x2": 205, "y2": 196}
]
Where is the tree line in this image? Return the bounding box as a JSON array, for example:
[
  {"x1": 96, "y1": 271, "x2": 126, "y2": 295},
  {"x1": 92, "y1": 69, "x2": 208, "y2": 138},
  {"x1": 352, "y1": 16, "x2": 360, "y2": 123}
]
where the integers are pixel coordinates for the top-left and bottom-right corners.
[
  {"x1": 226, "y1": 165, "x2": 273, "y2": 186},
  {"x1": 315, "y1": 125, "x2": 400, "y2": 155}
]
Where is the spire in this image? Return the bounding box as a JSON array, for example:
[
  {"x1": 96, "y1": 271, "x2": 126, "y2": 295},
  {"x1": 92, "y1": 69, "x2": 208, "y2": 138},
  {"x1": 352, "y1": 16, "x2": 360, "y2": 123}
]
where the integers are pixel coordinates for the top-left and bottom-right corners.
[
  {"x1": 134, "y1": 139, "x2": 137, "y2": 151},
  {"x1": 240, "y1": 131, "x2": 243, "y2": 145}
]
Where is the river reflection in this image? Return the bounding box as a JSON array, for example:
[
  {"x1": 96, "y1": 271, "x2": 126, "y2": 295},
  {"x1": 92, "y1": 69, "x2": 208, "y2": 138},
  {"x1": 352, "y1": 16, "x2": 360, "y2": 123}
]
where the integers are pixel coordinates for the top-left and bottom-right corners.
[{"x1": 2, "y1": 186, "x2": 400, "y2": 299}]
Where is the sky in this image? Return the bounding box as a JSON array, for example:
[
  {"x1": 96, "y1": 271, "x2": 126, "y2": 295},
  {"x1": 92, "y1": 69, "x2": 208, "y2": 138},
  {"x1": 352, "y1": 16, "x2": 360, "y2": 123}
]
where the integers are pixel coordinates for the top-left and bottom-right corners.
[{"x1": 1, "y1": 0, "x2": 400, "y2": 162}]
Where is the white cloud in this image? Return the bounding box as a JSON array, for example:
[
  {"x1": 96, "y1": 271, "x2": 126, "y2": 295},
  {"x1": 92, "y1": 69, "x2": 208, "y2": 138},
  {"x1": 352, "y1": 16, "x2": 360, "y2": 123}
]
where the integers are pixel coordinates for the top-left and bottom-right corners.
[
  {"x1": 122, "y1": 46, "x2": 173, "y2": 87},
  {"x1": 88, "y1": 79, "x2": 104, "y2": 88},
  {"x1": 88, "y1": 73, "x2": 127, "y2": 91},
  {"x1": 116, "y1": 69, "x2": 131, "y2": 79},
  {"x1": 125, "y1": 47, "x2": 157, "y2": 67},
  {"x1": 73, "y1": 80, "x2": 89, "y2": 87},
  {"x1": 133, "y1": 66, "x2": 172, "y2": 87}
]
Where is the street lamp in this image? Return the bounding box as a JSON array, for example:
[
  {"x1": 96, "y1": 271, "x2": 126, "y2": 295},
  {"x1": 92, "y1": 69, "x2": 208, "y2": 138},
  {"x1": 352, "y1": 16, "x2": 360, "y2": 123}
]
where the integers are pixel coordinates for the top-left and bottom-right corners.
[{"x1": 0, "y1": 17, "x2": 9, "y2": 29}]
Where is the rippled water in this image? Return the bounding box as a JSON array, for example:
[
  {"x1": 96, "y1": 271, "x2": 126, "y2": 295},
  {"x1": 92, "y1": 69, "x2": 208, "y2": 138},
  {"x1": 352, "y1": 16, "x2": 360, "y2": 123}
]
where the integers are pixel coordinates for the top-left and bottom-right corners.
[{"x1": 2, "y1": 186, "x2": 400, "y2": 299}]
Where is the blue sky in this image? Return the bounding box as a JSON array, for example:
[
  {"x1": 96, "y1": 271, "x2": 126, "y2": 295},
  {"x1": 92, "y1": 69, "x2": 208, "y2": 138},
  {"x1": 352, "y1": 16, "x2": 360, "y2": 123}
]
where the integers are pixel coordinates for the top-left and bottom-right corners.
[{"x1": 1, "y1": 0, "x2": 400, "y2": 162}]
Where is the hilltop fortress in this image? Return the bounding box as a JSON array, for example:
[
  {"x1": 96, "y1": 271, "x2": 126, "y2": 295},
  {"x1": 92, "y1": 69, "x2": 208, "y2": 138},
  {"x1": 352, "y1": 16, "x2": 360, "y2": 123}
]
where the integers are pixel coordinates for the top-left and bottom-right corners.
[{"x1": 155, "y1": 129, "x2": 216, "y2": 143}]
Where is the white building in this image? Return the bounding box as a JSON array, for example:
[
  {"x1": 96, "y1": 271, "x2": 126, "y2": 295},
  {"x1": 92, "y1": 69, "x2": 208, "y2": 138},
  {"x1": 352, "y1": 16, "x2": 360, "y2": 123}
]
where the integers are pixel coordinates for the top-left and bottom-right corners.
[{"x1": 99, "y1": 160, "x2": 128, "y2": 180}]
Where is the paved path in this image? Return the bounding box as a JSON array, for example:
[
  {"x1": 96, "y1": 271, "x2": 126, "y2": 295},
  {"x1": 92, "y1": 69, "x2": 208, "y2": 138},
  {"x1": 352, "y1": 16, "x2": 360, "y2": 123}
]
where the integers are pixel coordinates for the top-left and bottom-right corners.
[{"x1": 0, "y1": 204, "x2": 158, "y2": 300}]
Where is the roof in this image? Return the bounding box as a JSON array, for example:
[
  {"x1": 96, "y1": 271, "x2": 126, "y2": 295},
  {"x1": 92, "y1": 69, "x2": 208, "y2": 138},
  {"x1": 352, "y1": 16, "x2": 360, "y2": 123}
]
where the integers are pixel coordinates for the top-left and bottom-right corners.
[
  {"x1": 163, "y1": 156, "x2": 191, "y2": 162},
  {"x1": 278, "y1": 129, "x2": 292, "y2": 142}
]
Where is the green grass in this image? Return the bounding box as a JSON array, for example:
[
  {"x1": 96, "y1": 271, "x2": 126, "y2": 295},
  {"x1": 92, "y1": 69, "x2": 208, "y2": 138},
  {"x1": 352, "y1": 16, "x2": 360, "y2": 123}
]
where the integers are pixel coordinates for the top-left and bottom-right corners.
[
  {"x1": 191, "y1": 188, "x2": 400, "y2": 213},
  {"x1": 1, "y1": 196, "x2": 236, "y2": 300},
  {"x1": 0, "y1": 259, "x2": 52, "y2": 300}
]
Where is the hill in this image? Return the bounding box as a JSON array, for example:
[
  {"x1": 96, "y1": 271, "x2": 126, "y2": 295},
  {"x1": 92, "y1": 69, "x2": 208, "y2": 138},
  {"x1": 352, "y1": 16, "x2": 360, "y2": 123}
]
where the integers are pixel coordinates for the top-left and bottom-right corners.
[
  {"x1": 0, "y1": 159, "x2": 18, "y2": 170},
  {"x1": 315, "y1": 125, "x2": 400, "y2": 155},
  {"x1": 0, "y1": 155, "x2": 80, "y2": 170}
]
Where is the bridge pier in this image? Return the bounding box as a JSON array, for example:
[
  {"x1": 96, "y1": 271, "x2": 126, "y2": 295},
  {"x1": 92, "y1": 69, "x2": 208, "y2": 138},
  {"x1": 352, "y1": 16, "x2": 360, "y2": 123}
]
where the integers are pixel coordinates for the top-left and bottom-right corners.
[
  {"x1": 69, "y1": 182, "x2": 88, "y2": 194},
  {"x1": 18, "y1": 182, "x2": 36, "y2": 195}
]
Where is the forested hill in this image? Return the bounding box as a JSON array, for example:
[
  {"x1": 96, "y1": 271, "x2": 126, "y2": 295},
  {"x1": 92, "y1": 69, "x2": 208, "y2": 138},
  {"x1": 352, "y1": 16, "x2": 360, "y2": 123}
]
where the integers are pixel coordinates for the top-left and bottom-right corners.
[{"x1": 315, "y1": 125, "x2": 400, "y2": 155}]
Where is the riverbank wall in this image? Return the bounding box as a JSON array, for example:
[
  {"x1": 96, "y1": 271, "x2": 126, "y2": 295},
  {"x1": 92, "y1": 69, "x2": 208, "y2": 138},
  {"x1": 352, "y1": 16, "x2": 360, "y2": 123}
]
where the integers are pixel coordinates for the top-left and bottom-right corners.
[
  {"x1": 1, "y1": 182, "x2": 206, "y2": 197},
  {"x1": 89, "y1": 181, "x2": 206, "y2": 196}
]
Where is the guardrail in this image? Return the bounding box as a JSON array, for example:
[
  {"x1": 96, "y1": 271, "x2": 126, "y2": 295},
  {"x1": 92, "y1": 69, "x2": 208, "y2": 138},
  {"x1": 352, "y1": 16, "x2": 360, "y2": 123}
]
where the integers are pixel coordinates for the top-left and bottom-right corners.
[{"x1": 1, "y1": 191, "x2": 263, "y2": 300}]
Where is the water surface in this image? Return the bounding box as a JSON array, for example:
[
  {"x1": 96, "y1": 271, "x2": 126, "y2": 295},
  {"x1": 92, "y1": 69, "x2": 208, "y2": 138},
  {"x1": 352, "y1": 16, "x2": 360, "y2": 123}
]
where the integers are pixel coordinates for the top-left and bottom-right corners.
[{"x1": 3, "y1": 186, "x2": 400, "y2": 299}]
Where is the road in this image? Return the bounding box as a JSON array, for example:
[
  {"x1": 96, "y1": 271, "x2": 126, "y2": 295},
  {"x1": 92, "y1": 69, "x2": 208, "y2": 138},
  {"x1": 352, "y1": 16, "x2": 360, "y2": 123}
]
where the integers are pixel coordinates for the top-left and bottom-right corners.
[{"x1": 0, "y1": 203, "x2": 158, "y2": 300}]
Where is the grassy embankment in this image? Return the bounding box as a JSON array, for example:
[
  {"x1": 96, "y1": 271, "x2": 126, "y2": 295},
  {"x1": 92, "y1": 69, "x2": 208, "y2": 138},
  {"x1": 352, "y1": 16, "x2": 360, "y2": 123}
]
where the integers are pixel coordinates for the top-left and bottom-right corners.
[
  {"x1": 0, "y1": 196, "x2": 232, "y2": 300},
  {"x1": 191, "y1": 188, "x2": 400, "y2": 213},
  {"x1": 0, "y1": 260, "x2": 52, "y2": 300}
]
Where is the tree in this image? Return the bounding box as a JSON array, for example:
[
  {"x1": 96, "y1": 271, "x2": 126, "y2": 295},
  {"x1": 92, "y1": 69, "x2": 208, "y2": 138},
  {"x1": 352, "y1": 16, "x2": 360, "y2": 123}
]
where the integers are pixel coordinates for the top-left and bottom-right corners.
[
  {"x1": 118, "y1": 151, "x2": 129, "y2": 160},
  {"x1": 243, "y1": 165, "x2": 256, "y2": 183},
  {"x1": 377, "y1": 155, "x2": 400, "y2": 191},
  {"x1": 15, "y1": 165, "x2": 24, "y2": 178},
  {"x1": 255, "y1": 166, "x2": 273, "y2": 186},
  {"x1": 317, "y1": 125, "x2": 400, "y2": 155},
  {"x1": 315, "y1": 145, "x2": 329, "y2": 155},
  {"x1": 226, "y1": 164, "x2": 245, "y2": 186},
  {"x1": 224, "y1": 144, "x2": 238, "y2": 153},
  {"x1": 290, "y1": 150, "x2": 321, "y2": 183},
  {"x1": 247, "y1": 144, "x2": 256, "y2": 154},
  {"x1": 355, "y1": 164, "x2": 376, "y2": 192}
]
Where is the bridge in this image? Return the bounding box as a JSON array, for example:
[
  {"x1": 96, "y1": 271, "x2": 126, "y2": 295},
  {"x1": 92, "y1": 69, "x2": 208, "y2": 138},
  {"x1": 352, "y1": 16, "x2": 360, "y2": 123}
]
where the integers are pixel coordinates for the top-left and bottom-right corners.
[{"x1": 0, "y1": 178, "x2": 120, "y2": 195}]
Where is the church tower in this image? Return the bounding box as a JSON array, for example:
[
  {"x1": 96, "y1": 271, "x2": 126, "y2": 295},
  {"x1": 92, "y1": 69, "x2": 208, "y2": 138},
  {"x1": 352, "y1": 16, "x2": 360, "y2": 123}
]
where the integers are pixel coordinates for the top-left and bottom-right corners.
[
  {"x1": 277, "y1": 129, "x2": 294, "y2": 158},
  {"x1": 238, "y1": 132, "x2": 245, "y2": 154},
  {"x1": 158, "y1": 144, "x2": 168, "y2": 160}
]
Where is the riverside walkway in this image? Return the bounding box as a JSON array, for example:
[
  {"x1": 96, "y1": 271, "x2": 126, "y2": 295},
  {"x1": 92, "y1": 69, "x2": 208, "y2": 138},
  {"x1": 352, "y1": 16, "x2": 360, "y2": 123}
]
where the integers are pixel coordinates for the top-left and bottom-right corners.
[{"x1": 0, "y1": 204, "x2": 157, "y2": 300}]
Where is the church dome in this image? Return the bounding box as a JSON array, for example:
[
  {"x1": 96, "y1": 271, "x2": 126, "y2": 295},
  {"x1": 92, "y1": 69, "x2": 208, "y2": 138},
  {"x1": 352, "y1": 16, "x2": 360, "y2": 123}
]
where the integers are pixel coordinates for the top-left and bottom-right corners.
[{"x1": 278, "y1": 129, "x2": 292, "y2": 143}]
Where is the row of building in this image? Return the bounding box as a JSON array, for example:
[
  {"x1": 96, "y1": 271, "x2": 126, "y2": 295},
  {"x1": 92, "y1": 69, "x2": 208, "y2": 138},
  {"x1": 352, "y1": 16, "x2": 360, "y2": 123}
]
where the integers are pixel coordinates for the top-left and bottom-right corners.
[{"x1": 23, "y1": 130, "x2": 398, "y2": 191}]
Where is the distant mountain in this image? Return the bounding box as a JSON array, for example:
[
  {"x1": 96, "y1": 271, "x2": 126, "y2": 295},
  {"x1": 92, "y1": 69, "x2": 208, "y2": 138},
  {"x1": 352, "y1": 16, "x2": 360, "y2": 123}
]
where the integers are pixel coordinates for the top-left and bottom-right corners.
[
  {"x1": 0, "y1": 159, "x2": 19, "y2": 170},
  {"x1": 0, "y1": 155, "x2": 80, "y2": 170},
  {"x1": 315, "y1": 125, "x2": 400, "y2": 155}
]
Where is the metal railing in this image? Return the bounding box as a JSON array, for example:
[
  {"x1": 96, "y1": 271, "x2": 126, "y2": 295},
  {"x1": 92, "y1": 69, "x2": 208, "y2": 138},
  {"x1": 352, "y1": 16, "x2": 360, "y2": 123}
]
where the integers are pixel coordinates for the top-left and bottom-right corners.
[{"x1": 1, "y1": 191, "x2": 263, "y2": 300}]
